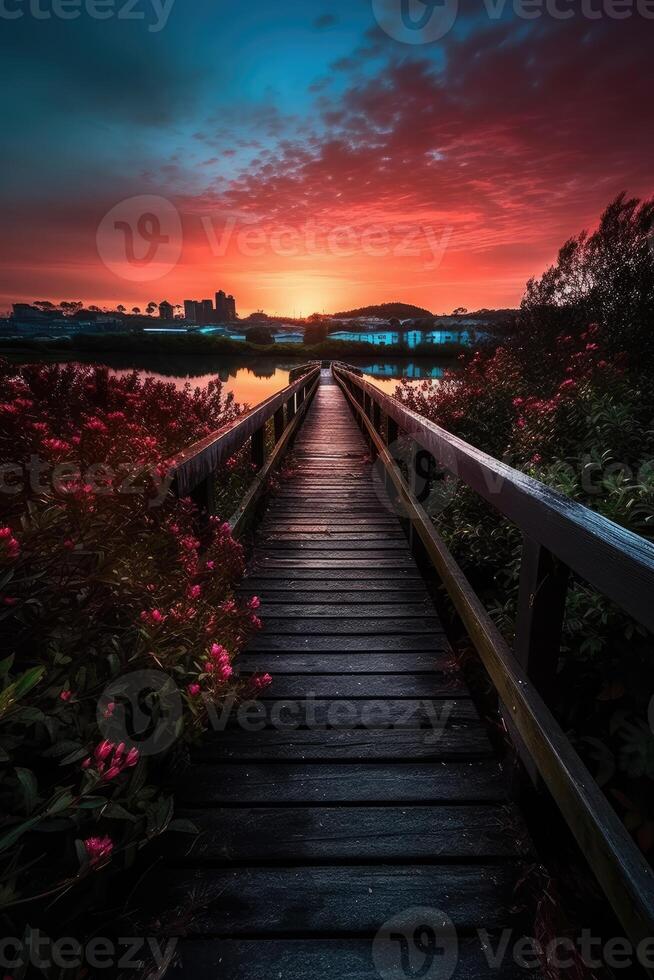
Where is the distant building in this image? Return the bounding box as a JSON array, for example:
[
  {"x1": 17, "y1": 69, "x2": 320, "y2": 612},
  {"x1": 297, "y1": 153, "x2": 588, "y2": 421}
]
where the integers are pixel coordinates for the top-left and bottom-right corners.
[
  {"x1": 200, "y1": 299, "x2": 214, "y2": 325},
  {"x1": 184, "y1": 300, "x2": 199, "y2": 323},
  {"x1": 159, "y1": 301, "x2": 174, "y2": 319},
  {"x1": 12, "y1": 303, "x2": 46, "y2": 320},
  {"x1": 215, "y1": 290, "x2": 237, "y2": 322}
]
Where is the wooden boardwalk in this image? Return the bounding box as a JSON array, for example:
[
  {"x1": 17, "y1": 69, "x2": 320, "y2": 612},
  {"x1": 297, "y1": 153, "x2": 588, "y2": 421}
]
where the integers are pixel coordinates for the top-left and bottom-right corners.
[{"x1": 164, "y1": 370, "x2": 532, "y2": 978}]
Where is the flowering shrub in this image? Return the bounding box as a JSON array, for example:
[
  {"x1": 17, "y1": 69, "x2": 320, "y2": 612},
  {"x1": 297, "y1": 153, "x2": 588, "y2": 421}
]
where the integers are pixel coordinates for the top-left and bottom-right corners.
[
  {"x1": 0, "y1": 361, "x2": 269, "y2": 923},
  {"x1": 395, "y1": 215, "x2": 654, "y2": 854}
]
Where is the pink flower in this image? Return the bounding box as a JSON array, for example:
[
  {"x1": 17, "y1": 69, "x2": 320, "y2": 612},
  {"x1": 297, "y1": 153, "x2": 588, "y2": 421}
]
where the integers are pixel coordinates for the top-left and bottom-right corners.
[
  {"x1": 210, "y1": 643, "x2": 229, "y2": 660},
  {"x1": 59, "y1": 690, "x2": 73, "y2": 702},
  {"x1": 205, "y1": 560, "x2": 215, "y2": 571},
  {"x1": 83, "y1": 741, "x2": 139, "y2": 780},
  {"x1": 187, "y1": 584, "x2": 202, "y2": 600},
  {"x1": 248, "y1": 596, "x2": 261, "y2": 610},
  {"x1": 103, "y1": 702, "x2": 116, "y2": 720},
  {"x1": 140, "y1": 609, "x2": 166, "y2": 626},
  {"x1": 251, "y1": 672, "x2": 272, "y2": 691},
  {"x1": 531, "y1": 453, "x2": 543, "y2": 465},
  {"x1": 516, "y1": 418, "x2": 526, "y2": 430},
  {"x1": 0, "y1": 528, "x2": 20, "y2": 561},
  {"x1": 84, "y1": 835, "x2": 113, "y2": 867},
  {"x1": 559, "y1": 378, "x2": 576, "y2": 391},
  {"x1": 187, "y1": 683, "x2": 201, "y2": 697}
]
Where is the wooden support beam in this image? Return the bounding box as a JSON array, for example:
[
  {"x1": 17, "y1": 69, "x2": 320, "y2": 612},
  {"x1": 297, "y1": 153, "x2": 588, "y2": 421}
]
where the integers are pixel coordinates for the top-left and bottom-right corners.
[
  {"x1": 251, "y1": 425, "x2": 265, "y2": 471},
  {"x1": 514, "y1": 535, "x2": 569, "y2": 702}
]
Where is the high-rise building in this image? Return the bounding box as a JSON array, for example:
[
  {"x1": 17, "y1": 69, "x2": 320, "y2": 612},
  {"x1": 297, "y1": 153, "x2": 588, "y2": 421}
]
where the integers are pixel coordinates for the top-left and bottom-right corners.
[
  {"x1": 215, "y1": 290, "x2": 237, "y2": 321},
  {"x1": 200, "y1": 299, "x2": 214, "y2": 325},
  {"x1": 184, "y1": 300, "x2": 199, "y2": 323},
  {"x1": 159, "y1": 301, "x2": 174, "y2": 319}
]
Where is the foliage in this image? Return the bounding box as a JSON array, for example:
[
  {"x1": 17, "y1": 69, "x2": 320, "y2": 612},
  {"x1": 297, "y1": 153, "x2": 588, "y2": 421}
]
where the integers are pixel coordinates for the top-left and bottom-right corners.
[
  {"x1": 395, "y1": 194, "x2": 654, "y2": 853},
  {"x1": 0, "y1": 361, "x2": 268, "y2": 924}
]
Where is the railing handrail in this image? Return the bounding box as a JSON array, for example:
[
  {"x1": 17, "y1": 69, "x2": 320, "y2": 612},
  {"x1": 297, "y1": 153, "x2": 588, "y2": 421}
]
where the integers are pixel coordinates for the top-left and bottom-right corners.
[
  {"x1": 167, "y1": 365, "x2": 321, "y2": 498},
  {"x1": 332, "y1": 362, "x2": 654, "y2": 635}
]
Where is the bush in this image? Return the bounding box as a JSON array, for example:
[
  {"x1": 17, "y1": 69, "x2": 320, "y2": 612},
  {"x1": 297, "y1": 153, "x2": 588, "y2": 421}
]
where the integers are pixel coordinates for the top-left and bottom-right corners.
[{"x1": 0, "y1": 361, "x2": 270, "y2": 923}]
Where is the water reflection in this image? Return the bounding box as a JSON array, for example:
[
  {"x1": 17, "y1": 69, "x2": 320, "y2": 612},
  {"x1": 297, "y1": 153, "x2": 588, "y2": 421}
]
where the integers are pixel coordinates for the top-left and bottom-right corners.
[{"x1": 14, "y1": 352, "x2": 450, "y2": 405}]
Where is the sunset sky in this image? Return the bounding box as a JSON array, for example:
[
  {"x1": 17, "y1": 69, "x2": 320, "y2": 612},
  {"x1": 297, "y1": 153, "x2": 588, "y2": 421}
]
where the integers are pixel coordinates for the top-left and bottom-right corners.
[{"x1": 1, "y1": 0, "x2": 652, "y2": 317}]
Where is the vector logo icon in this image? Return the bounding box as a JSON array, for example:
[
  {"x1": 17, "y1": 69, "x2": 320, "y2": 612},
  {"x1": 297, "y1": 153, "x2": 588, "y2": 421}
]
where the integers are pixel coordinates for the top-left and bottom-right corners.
[{"x1": 372, "y1": 0, "x2": 459, "y2": 43}]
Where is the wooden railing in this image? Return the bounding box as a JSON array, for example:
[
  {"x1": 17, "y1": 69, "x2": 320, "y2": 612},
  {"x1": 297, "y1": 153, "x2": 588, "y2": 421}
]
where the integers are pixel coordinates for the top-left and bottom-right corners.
[
  {"x1": 165, "y1": 364, "x2": 321, "y2": 536},
  {"x1": 332, "y1": 361, "x2": 654, "y2": 957}
]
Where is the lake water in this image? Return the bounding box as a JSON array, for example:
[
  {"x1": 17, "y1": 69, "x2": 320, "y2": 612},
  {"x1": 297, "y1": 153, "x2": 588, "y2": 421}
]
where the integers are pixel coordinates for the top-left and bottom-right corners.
[{"x1": 15, "y1": 353, "x2": 451, "y2": 404}]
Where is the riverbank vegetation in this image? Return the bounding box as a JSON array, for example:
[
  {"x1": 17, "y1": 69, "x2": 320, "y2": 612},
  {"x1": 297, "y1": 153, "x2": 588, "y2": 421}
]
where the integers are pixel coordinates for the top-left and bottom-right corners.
[
  {"x1": 0, "y1": 332, "x2": 468, "y2": 362},
  {"x1": 396, "y1": 194, "x2": 654, "y2": 853}
]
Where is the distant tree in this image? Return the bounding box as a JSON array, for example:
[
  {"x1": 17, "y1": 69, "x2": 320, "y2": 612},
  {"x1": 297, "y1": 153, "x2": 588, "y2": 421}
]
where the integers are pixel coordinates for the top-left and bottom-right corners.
[
  {"x1": 388, "y1": 317, "x2": 401, "y2": 330},
  {"x1": 117, "y1": 305, "x2": 126, "y2": 314},
  {"x1": 304, "y1": 322, "x2": 328, "y2": 345},
  {"x1": 246, "y1": 325, "x2": 274, "y2": 345},
  {"x1": 34, "y1": 301, "x2": 55, "y2": 311},
  {"x1": 132, "y1": 307, "x2": 141, "y2": 315},
  {"x1": 59, "y1": 301, "x2": 83, "y2": 315},
  {"x1": 451, "y1": 307, "x2": 468, "y2": 316},
  {"x1": 88, "y1": 306, "x2": 102, "y2": 313},
  {"x1": 146, "y1": 302, "x2": 157, "y2": 316},
  {"x1": 521, "y1": 192, "x2": 654, "y2": 361}
]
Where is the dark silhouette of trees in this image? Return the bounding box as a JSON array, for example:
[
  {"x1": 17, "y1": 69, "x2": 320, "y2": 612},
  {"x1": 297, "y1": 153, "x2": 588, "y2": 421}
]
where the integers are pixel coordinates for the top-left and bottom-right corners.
[
  {"x1": 304, "y1": 322, "x2": 328, "y2": 345},
  {"x1": 521, "y1": 193, "x2": 654, "y2": 362}
]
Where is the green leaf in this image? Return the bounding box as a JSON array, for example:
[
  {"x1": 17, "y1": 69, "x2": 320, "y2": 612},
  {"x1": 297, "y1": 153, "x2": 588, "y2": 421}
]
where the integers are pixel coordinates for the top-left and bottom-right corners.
[
  {"x1": 0, "y1": 816, "x2": 41, "y2": 854},
  {"x1": 104, "y1": 804, "x2": 136, "y2": 822},
  {"x1": 15, "y1": 767, "x2": 38, "y2": 815},
  {"x1": 168, "y1": 818, "x2": 199, "y2": 836}
]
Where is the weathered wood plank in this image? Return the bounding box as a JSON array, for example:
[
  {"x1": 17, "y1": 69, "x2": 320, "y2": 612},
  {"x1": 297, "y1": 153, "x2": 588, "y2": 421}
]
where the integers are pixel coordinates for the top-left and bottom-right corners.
[
  {"x1": 177, "y1": 761, "x2": 510, "y2": 805},
  {"x1": 166, "y1": 938, "x2": 536, "y2": 980},
  {"x1": 238, "y1": 675, "x2": 466, "y2": 699},
  {"x1": 169, "y1": 805, "x2": 529, "y2": 860},
  {"x1": 150, "y1": 865, "x2": 523, "y2": 934},
  {"x1": 246, "y1": 634, "x2": 449, "y2": 652},
  {"x1": 194, "y1": 727, "x2": 492, "y2": 761},
  {"x1": 235, "y1": 653, "x2": 448, "y2": 673}
]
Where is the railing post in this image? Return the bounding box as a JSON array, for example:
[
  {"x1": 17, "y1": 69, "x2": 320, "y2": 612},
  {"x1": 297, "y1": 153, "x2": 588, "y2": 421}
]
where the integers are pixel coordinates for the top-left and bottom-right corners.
[
  {"x1": 373, "y1": 402, "x2": 381, "y2": 434},
  {"x1": 251, "y1": 425, "x2": 265, "y2": 471},
  {"x1": 408, "y1": 441, "x2": 435, "y2": 559},
  {"x1": 287, "y1": 393, "x2": 296, "y2": 421},
  {"x1": 190, "y1": 475, "x2": 215, "y2": 518},
  {"x1": 514, "y1": 534, "x2": 569, "y2": 701},
  {"x1": 274, "y1": 406, "x2": 285, "y2": 443}
]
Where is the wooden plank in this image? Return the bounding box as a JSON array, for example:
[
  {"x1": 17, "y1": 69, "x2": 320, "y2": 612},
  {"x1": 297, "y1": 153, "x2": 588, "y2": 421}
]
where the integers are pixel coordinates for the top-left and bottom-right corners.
[
  {"x1": 150, "y1": 865, "x2": 522, "y2": 934},
  {"x1": 166, "y1": 937, "x2": 536, "y2": 980},
  {"x1": 257, "y1": 602, "x2": 434, "y2": 618},
  {"x1": 245, "y1": 590, "x2": 431, "y2": 604},
  {"x1": 246, "y1": 635, "x2": 449, "y2": 652},
  {"x1": 245, "y1": 568, "x2": 424, "y2": 582},
  {"x1": 248, "y1": 617, "x2": 444, "y2": 635},
  {"x1": 214, "y1": 698, "x2": 476, "y2": 730},
  {"x1": 177, "y1": 761, "x2": 510, "y2": 805},
  {"x1": 193, "y1": 727, "x2": 493, "y2": 761},
  {"x1": 238, "y1": 675, "x2": 466, "y2": 699},
  {"x1": 235, "y1": 653, "x2": 448, "y2": 673},
  {"x1": 169, "y1": 805, "x2": 529, "y2": 860}
]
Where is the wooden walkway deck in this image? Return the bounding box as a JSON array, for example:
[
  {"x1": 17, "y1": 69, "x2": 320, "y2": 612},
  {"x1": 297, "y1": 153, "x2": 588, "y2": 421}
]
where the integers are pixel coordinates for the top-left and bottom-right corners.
[{"x1": 164, "y1": 370, "x2": 532, "y2": 978}]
